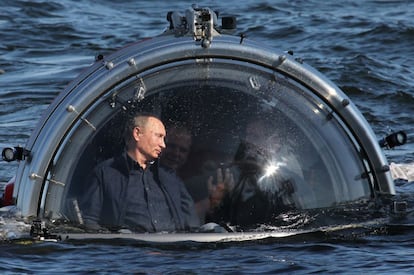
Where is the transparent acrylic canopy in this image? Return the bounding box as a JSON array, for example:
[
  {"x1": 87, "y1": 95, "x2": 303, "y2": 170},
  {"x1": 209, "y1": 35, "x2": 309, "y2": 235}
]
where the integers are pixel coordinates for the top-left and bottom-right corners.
[
  {"x1": 48, "y1": 58, "x2": 372, "y2": 227},
  {"x1": 11, "y1": 27, "x2": 392, "y2": 232}
]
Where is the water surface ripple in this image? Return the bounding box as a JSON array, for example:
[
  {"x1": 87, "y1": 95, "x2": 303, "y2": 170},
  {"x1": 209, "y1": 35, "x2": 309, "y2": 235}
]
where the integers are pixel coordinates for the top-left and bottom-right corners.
[{"x1": 1, "y1": 0, "x2": 414, "y2": 273}]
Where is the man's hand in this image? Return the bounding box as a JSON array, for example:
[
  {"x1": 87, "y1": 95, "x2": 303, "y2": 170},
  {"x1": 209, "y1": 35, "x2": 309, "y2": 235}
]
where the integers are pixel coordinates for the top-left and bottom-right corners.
[{"x1": 208, "y1": 168, "x2": 234, "y2": 208}]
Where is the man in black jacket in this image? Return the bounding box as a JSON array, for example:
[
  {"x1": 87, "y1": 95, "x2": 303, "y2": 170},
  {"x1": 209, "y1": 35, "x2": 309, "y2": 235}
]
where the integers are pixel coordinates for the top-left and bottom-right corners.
[{"x1": 80, "y1": 113, "x2": 200, "y2": 232}]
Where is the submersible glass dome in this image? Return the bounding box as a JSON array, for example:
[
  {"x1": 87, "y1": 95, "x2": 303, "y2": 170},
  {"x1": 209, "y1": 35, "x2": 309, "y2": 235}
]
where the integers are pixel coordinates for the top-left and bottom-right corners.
[{"x1": 11, "y1": 6, "x2": 393, "y2": 231}]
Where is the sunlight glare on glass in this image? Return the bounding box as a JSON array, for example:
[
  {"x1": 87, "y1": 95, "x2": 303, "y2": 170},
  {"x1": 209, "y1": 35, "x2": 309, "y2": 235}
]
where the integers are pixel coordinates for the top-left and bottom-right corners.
[
  {"x1": 265, "y1": 163, "x2": 279, "y2": 177},
  {"x1": 258, "y1": 161, "x2": 285, "y2": 182}
]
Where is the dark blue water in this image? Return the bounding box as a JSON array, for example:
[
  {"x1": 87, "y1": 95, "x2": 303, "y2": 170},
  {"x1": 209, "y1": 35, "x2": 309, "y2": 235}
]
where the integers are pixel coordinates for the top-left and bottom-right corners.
[{"x1": 1, "y1": 0, "x2": 414, "y2": 273}]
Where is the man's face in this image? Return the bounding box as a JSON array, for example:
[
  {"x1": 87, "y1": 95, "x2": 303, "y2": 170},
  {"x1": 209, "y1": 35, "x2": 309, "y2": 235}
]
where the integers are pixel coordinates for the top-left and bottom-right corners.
[
  {"x1": 136, "y1": 117, "x2": 166, "y2": 162},
  {"x1": 161, "y1": 129, "x2": 191, "y2": 170},
  {"x1": 245, "y1": 120, "x2": 281, "y2": 153}
]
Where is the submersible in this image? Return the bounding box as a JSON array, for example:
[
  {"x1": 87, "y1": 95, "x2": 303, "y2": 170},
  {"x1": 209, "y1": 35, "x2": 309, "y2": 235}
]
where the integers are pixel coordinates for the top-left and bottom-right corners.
[{"x1": 1, "y1": 5, "x2": 407, "y2": 242}]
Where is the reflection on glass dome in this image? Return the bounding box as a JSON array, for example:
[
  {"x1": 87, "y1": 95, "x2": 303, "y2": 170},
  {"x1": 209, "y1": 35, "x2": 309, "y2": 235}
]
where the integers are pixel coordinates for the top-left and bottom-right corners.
[
  {"x1": 62, "y1": 74, "x2": 372, "y2": 231},
  {"x1": 3, "y1": 6, "x2": 395, "y2": 239}
]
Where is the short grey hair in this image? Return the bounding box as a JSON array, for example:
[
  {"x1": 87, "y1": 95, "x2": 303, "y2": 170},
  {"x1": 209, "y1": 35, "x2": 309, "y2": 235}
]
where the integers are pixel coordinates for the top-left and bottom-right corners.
[{"x1": 123, "y1": 112, "x2": 161, "y2": 143}]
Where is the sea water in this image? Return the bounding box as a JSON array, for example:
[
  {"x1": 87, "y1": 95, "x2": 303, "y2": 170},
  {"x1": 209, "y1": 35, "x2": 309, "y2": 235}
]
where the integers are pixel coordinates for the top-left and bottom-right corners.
[{"x1": 1, "y1": 0, "x2": 414, "y2": 273}]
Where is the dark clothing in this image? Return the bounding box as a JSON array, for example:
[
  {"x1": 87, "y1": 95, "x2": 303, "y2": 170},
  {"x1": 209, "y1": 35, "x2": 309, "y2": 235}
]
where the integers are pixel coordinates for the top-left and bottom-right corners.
[
  {"x1": 80, "y1": 152, "x2": 200, "y2": 232},
  {"x1": 208, "y1": 141, "x2": 296, "y2": 227},
  {"x1": 226, "y1": 168, "x2": 295, "y2": 226}
]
